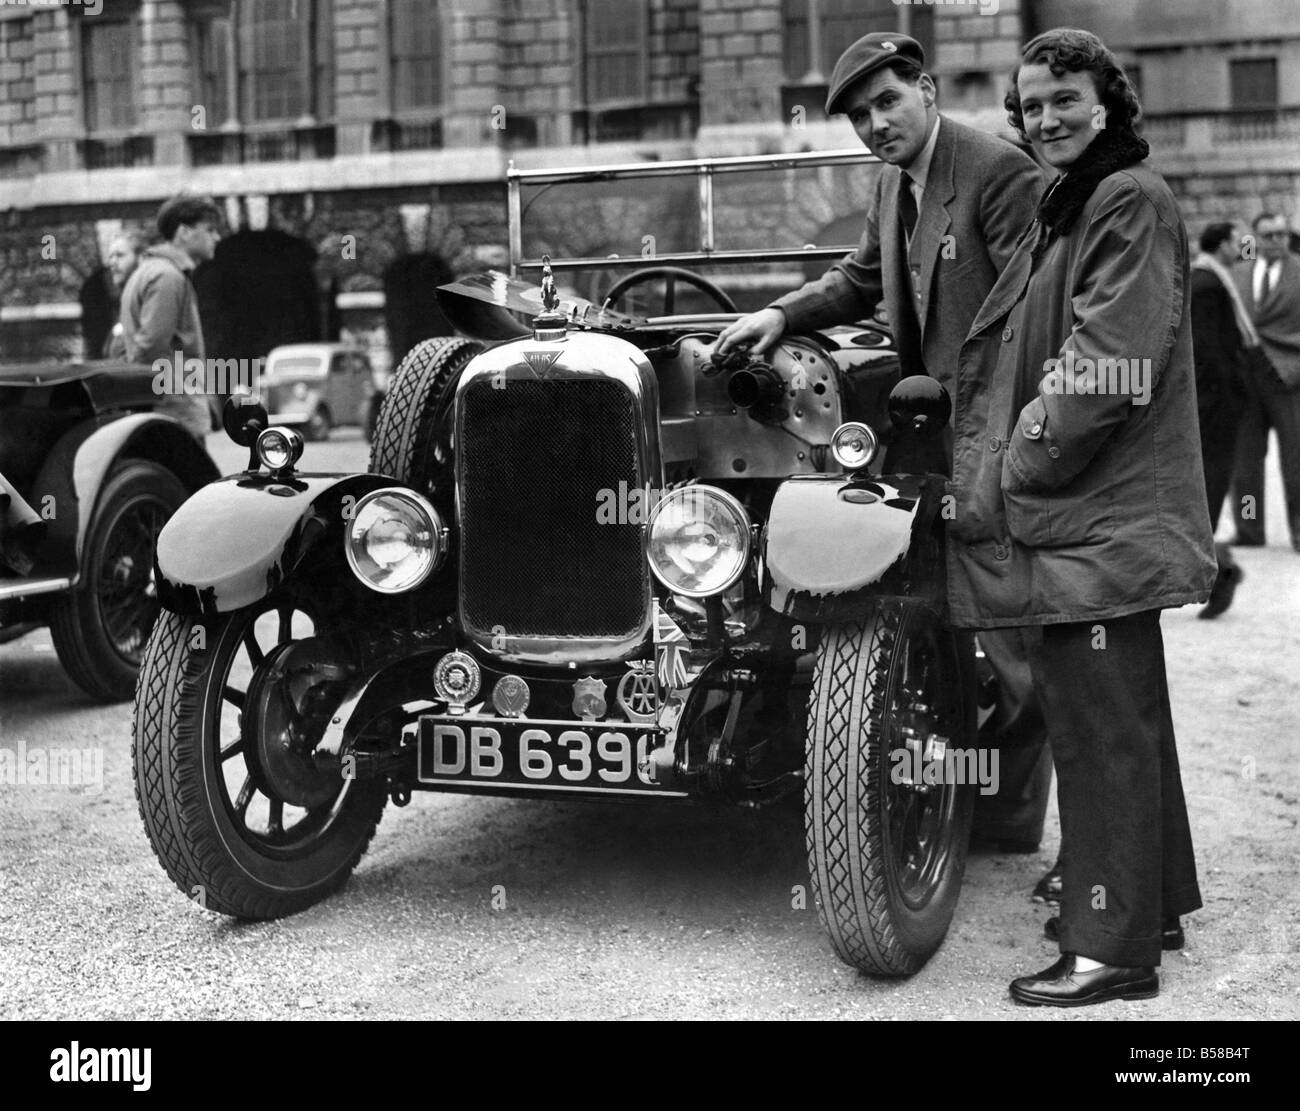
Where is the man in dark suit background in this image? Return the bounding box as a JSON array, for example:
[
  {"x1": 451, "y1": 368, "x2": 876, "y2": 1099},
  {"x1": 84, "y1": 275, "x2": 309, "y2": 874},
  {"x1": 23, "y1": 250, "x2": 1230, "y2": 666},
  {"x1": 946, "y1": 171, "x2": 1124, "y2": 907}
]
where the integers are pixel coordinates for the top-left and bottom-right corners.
[
  {"x1": 716, "y1": 33, "x2": 1055, "y2": 861},
  {"x1": 1232, "y1": 212, "x2": 1300, "y2": 552},
  {"x1": 1191, "y1": 221, "x2": 1253, "y2": 616}
]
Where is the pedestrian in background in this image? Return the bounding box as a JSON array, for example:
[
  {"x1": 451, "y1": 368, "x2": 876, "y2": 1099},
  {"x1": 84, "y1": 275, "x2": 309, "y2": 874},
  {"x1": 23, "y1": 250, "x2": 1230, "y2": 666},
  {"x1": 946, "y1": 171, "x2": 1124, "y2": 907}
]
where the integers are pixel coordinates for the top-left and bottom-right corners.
[
  {"x1": 949, "y1": 27, "x2": 1215, "y2": 1006},
  {"x1": 102, "y1": 230, "x2": 143, "y2": 359},
  {"x1": 1191, "y1": 220, "x2": 1254, "y2": 616},
  {"x1": 119, "y1": 195, "x2": 221, "y2": 442},
  {"x1": 1231, "y1": 211, "x2": 1300, "y2": 552}
]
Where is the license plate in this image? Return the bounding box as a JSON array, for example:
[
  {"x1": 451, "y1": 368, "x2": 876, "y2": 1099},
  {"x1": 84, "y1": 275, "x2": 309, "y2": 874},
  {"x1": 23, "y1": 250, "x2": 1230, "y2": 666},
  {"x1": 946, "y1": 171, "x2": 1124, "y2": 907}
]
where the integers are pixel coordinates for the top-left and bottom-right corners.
[{"x1": 417, "y1": 716, "x2": 681, "y2": 796}]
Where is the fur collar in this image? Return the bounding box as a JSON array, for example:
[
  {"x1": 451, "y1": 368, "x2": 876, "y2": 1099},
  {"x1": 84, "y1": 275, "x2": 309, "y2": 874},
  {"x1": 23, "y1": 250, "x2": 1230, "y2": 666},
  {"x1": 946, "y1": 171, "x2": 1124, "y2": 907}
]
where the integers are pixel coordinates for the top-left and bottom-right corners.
[{"x1": 1036, "y1": 126, "x2": 1150, "y2": 238}]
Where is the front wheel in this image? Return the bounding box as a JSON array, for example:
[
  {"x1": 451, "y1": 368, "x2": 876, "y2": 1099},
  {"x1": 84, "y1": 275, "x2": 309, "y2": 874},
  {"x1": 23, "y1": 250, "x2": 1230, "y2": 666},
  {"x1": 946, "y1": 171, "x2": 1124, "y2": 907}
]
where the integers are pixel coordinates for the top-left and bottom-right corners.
[
  {"x1": 805, "y1": 603, "x2": 976, "y2": 975},
  {"x1": 132, "y1": 599, "x2": 387, "y2": 918}
]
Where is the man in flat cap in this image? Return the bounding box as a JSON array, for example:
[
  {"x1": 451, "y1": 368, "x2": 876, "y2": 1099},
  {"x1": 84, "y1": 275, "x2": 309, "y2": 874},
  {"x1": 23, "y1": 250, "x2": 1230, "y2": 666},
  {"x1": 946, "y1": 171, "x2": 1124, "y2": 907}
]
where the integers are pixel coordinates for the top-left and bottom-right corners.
[{"x1": 717, "y1": 32, "x2": 1055, "y2": 868}]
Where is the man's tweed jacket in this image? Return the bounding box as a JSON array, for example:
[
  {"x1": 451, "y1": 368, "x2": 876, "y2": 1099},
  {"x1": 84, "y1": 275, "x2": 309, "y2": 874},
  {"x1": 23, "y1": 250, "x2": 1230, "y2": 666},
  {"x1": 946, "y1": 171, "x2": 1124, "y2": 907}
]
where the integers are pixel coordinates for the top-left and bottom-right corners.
[{"x1": 771, "y1": 115, "x2": 1046, "y2": 400}]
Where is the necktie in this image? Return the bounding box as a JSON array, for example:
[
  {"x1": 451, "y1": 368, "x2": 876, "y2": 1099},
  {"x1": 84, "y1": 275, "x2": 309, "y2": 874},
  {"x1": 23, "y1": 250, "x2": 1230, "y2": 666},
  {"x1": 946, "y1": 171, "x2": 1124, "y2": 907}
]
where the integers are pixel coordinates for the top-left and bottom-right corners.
[{"x1": 898, "y1": 172, "x2": 918, "y2": 243}]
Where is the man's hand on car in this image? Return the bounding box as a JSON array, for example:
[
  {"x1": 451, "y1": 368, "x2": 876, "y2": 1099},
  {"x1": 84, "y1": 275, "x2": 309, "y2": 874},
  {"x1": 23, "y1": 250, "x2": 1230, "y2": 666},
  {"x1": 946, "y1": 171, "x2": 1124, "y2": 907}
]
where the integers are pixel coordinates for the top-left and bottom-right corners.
[{"x1": 714, "y1": 307, "x2": 787, "y2": 358}]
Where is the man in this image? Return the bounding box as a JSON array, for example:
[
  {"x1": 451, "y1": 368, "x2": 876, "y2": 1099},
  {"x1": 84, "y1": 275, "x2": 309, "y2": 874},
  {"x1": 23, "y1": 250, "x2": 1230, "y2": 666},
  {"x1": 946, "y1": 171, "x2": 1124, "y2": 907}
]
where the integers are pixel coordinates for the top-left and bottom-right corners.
[
  {"x1": 1231, "y1": 212, "x2": 1300, "y2": 551},
  {"x1": 120, "y1": 194, "x2": 222, "y2": 441},
  {"x1": 716, "y1": 33, "x2": 1054, "y2": 859},
  {"x1": 102, "y1": 231, "x2": 142, "y2": 358},
  {"x1": 1191, "y1": 222, "x2": 1254, "y2": 616}
]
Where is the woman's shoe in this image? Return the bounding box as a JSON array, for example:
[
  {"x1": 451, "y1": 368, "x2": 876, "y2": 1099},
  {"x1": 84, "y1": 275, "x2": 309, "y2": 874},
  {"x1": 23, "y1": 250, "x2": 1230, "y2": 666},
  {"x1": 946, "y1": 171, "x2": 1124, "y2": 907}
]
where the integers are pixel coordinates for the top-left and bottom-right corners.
[
  {"x1": 1031, "y1": 857, "x2": 1063, "y2": 905},
  {"x1": 1044, "y1": 915, "x2": 1184, "y2": 950}
]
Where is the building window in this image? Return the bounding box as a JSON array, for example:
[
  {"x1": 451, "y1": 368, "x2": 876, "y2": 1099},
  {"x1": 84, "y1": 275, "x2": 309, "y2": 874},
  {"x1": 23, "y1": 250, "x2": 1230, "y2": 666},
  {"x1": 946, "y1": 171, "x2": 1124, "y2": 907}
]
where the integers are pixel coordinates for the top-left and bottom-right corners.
[
  {"x1": 390, "y1": 0, "x2": 443, "y2": 113},
  {"x1": 1229, "y1": 58, "x2": 1277, "y2": 110},
  {"x1": 194, "y1": 11, "x2": 236, "y2": 127},
  {"x1": 783, "y1": 0, "x2": 933, "y2": 85},
  {"x1": 583, "y1": 0, "x2": 647, "y2": 106},
  {"x1": 82, "y1": 13, "x2": 136, "y2": 132}
]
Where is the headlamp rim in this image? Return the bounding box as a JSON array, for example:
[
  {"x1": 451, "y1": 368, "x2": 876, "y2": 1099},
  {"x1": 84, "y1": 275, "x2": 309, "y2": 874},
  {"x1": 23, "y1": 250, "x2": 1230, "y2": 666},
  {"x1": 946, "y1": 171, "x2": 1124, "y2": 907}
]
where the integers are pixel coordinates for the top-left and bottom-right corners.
[
  {"x1": 645, "y1": 484, "x2": 752, "y2": 598},
  {"x1": 344, "y1": 486, "x2": 446, "y2": 594},
  {"x1": 830, "y1": 420, "x2": 879, "y2": 471}
]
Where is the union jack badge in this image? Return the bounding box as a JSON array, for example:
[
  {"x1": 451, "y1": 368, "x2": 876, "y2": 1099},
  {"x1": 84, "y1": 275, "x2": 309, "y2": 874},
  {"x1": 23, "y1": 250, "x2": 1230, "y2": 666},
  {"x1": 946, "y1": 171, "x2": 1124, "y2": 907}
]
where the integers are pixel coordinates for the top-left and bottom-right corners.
[{"x1": 653, "y1": 599, "x2": 690, "y2": 691}]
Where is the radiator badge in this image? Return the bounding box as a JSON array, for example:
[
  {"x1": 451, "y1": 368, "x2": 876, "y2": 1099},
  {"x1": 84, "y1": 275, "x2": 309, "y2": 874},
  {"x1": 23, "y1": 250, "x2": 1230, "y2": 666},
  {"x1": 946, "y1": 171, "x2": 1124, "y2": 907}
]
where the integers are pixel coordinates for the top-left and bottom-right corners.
[
  {"x1": 522, "y1": 350, "x2": 562, "y2": 379},
  {"x1": 616, "y1": 661, "x2": 658, "y2": 724},
  {"x1": 572, "y1": 677, "x2": 607, "y2": 722},
  {"x1": 492, "y1": 674, "x2": 531, "y2": 718},
  {"x1": 433, "y1": 651, "x2": 481, "y2": 716},
  {"x1": 653, "y1": 600, "x2": 691, "y2": 691}
]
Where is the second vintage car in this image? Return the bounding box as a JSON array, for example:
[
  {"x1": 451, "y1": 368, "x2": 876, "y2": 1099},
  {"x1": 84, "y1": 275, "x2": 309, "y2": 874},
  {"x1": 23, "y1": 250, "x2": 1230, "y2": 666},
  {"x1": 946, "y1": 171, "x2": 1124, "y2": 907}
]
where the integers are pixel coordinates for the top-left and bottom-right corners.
[{"x1": 132, "y1": 150, "x2": 985, "y2": 977}]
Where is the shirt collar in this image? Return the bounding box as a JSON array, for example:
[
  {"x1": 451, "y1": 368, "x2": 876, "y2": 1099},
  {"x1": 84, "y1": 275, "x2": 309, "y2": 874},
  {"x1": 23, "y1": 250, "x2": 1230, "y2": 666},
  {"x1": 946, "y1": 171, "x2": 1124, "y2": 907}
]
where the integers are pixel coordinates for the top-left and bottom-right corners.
[{"x1": 902, "y1": 116, "x2": 941, "y2": 193}]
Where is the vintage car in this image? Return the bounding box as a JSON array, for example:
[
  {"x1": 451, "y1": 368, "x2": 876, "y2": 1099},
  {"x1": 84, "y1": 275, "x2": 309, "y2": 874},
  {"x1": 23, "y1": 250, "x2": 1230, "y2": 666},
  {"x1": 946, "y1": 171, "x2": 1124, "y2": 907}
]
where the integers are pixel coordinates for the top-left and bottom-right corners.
[
  {"x1": 0, "y1": 361, "x2": 218, "y2": 700},
  {"x1": 132, "y1": 150, "x2": 983, "y2": 976},
  {"x1": 260, "y1": 342, "x2": 377, "y2": 441}
]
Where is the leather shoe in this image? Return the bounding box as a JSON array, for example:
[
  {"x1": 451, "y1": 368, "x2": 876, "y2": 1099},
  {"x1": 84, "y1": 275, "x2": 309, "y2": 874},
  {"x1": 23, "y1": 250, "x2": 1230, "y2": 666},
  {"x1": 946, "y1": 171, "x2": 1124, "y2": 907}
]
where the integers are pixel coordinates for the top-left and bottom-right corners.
[
  {"x1": 1010, "y1": 954, "x2": 1158, "y2": 1007},
  {"x1": 1044, "y1": 915, "x2": 1185, "y2": 950},
  {"x1": 1031, "y1": 856, "x2": 1062, "y2": 905},
  {"x1": 1199, "y1": 562, "x2": 1243, "y2": 619}
]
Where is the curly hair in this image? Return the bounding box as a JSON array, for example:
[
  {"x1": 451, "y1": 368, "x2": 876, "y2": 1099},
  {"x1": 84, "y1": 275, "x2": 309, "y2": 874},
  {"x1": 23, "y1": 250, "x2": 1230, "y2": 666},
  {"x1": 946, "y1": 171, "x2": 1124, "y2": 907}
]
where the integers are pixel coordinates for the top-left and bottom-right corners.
[{"x1": 1003, "y1": 28, "x2": 1142, "y2": 142}]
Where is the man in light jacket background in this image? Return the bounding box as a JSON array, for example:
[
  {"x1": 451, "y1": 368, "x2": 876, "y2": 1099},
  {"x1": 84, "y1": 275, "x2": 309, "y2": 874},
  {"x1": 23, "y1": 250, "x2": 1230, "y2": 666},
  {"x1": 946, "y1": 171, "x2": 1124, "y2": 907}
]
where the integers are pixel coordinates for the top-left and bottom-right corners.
[{"x1": 120, "y1": 194, "x2": 222, "y2": 442}]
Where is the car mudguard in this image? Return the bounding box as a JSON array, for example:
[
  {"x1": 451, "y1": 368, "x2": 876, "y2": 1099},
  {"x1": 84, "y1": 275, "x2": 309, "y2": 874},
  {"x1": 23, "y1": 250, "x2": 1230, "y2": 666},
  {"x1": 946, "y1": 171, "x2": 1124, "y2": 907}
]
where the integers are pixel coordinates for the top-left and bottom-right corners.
[
  {"x1": 29, "y1": 413, "x2": 220, "y2": 579},
  {"x1": 763, "y1": 472, "x2": 949, "y2": 624},
  {"x1": 155, "y1": 471, "x2": 391, "y2": 616}
]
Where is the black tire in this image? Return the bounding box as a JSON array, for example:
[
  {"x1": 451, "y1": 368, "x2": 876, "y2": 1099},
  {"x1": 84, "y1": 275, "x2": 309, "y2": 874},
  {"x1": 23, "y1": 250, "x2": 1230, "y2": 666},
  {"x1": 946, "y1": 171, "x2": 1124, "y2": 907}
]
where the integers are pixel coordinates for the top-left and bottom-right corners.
[
  {"x1": 49, "y1": 460, "x2": 188, "y2": 702},
  {"x1": 304, "y1": 406, "x2": 332, "y2": 442},
  {"x1": 132, "y1": 600, "x2": 387, "y2": 919},
  {"x1": 369, "y1": 336, "x2": 483, "y2": 490},
  {"x1": 805, "y1": 603, "x2": 976, "y2": 976}
]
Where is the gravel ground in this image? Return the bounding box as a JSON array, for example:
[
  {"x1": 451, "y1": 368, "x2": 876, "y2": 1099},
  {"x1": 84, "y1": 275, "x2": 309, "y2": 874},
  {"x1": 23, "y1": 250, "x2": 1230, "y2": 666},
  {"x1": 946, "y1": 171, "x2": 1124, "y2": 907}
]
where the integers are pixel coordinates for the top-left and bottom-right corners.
[{"x1": 0, "y1": 430, "x2": 1295, "y2": 1021}]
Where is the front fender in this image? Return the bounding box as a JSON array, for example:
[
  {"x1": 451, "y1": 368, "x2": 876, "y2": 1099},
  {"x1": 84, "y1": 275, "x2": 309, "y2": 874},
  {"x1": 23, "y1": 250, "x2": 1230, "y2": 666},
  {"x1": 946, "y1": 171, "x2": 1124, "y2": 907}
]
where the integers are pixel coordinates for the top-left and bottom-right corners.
[
  {"x1": 155, "y1": 471, "x2": 391, "y2": 616},
  {"x1": 763, "y1": 473, "x2": 948, "y2": 623},
  {"x1": 31, "y1": 413, "x2": 220, "y2": 578}
]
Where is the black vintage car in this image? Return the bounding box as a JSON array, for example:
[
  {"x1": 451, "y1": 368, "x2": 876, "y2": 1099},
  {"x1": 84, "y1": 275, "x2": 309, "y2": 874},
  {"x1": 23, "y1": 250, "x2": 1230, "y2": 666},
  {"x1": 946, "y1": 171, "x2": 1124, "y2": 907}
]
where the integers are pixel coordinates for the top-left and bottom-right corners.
[
  {"x1": 132, "y1": 151, "x2": 983, "y2": 976},
  {"x1": 0, "y1": 361, "x2": 218, "y2": 700}
]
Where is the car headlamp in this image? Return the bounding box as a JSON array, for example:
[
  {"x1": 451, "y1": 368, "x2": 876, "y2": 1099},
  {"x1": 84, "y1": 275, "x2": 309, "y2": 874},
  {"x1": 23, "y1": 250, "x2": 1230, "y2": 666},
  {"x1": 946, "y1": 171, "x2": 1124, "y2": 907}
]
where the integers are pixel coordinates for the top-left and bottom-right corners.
[
  {"x1": 830, "y1": 421, "x2": 879, "y2": 471},
  {"x1": 646, "y1": 486, "x2": 750, "y2": 597},
  {"x1": 256, "y1": 426, "x2": 304, "y2": 472},
  {"x1": 345, "y1": 488, "x2": 445, "y2": 594}
]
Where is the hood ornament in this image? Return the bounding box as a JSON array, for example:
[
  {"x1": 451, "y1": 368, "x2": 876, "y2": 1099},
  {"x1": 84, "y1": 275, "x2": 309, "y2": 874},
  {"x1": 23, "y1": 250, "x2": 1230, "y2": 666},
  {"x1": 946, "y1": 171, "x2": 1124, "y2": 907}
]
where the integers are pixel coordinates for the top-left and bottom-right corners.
[{"x1": 532, "y1": 254, "x2": 568, "y2": 342}]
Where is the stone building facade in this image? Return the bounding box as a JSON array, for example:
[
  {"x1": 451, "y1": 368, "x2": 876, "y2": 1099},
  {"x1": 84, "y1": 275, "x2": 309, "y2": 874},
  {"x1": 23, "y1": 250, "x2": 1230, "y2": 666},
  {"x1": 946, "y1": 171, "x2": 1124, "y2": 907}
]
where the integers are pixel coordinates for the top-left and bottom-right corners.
[{"x1": 0, "y1": 0, "x2": 1296, "y2": 366}]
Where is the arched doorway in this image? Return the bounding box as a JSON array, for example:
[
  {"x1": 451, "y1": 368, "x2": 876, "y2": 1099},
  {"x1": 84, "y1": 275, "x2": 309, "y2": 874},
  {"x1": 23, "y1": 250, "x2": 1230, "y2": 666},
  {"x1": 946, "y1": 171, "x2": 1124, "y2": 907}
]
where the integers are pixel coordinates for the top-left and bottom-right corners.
[
  {"x1": 383, "y1": 252, "x2": 455, "y2": 369},
  {"x1": 79, "y1": 267, "x2": 117, "y2": 359},
  {"x1": 193, "y1": 229, "x2": 323, "y2": 363}
]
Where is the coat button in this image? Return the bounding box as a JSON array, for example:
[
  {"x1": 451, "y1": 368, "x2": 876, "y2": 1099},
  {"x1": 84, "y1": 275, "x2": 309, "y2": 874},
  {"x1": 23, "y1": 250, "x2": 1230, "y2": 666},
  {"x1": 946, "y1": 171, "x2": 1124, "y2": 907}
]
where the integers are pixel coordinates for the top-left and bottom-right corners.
[
  {"x1": 993, "y1": 542, "x2": 1009, "y2": 561},
  {"x1": 988, "y1": 436, "x2": 1000, "y2": 452},
  {"x1": 1001, "y1": 325, "x2": 1014, "y2": 342},
  {"x1": 1047, "y1": 445, "x2": 1061, "y2": 459}
]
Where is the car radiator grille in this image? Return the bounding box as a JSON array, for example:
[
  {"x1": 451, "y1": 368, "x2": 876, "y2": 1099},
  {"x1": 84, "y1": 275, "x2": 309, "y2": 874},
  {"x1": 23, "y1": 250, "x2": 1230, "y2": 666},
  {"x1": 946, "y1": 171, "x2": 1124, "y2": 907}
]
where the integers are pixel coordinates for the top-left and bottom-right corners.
[{"x1": 459, "y1": 377, "x2": 649, "y2": 639}]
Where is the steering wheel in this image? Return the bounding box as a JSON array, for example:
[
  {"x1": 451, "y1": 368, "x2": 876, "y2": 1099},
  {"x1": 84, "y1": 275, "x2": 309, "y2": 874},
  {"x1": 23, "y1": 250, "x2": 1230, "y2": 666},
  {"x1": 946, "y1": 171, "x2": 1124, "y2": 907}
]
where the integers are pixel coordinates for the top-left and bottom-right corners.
[{"x1": 602, "y1": 266, "x2": 737, "y2": 316}]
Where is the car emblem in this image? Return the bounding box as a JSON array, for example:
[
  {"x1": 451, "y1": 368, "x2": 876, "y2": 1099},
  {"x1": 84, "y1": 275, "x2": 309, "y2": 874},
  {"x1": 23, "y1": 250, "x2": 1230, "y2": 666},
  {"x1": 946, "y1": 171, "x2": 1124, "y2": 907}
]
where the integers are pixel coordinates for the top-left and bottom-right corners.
[
  {"x1": 616, "y1": 661, "x2": 658, "y2": 724},
  {"x1": 492, "y1": 674, "x2": 531, "y2": 718},
  {"x1": 572, "y1": 677, "x2": 607, "y2": 722},
  {"x1": 653, "y1": 600, "x2": 690, "y2": 691},
  {"x1": 433, "y1": 651, "x2": 481, "y2": 716},
  {"x1": 522, "y1": 350, "x2": 562, "y2": 379}
]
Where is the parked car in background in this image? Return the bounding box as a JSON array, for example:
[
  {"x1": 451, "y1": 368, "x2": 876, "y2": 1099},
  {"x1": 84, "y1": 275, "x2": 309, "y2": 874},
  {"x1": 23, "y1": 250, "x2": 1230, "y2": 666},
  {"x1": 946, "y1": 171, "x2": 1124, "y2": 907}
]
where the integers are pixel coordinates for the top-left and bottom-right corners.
[
  {"x1": 260, "y1": 343, "x2": 376, "y2": 441},
  {"x1": 0, "y1": 360, "x2": 218, "y2": 700}
]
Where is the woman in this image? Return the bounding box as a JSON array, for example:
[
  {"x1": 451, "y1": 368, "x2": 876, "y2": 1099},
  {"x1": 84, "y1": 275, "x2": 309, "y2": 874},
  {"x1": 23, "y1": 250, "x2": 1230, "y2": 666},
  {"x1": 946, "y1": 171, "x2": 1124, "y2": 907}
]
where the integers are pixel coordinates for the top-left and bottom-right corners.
[{"x1": 947, "y1": 28, "x2": 1216, "y2": 1005}]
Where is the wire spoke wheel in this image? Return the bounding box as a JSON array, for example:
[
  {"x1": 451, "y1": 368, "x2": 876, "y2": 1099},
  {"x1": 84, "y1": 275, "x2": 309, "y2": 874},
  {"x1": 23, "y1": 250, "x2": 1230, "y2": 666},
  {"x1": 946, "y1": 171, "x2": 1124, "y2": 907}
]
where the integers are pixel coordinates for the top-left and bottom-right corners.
[
  {"x1": 805, "y1": 603, "x2": 976, "y2": 976},
  {"x1": 133, "y1": 595, "x2": 387, "y2": 919}
]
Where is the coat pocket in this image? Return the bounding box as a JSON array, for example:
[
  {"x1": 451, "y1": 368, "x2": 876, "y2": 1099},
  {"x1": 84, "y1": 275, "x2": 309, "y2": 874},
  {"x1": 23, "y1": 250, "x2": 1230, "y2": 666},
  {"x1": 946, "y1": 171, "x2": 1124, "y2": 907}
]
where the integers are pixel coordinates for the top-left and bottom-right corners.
[{"x1": 1000, "y1": 454, "x2": 1116, "y2": 548}]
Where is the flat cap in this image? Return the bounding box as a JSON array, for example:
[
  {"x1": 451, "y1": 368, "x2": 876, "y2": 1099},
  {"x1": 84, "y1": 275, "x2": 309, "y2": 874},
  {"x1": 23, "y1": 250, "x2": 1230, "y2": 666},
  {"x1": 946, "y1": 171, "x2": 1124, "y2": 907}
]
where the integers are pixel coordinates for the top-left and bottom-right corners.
[{"x1": 825, "y1": 32, "x2": 925, "y2": 115}]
